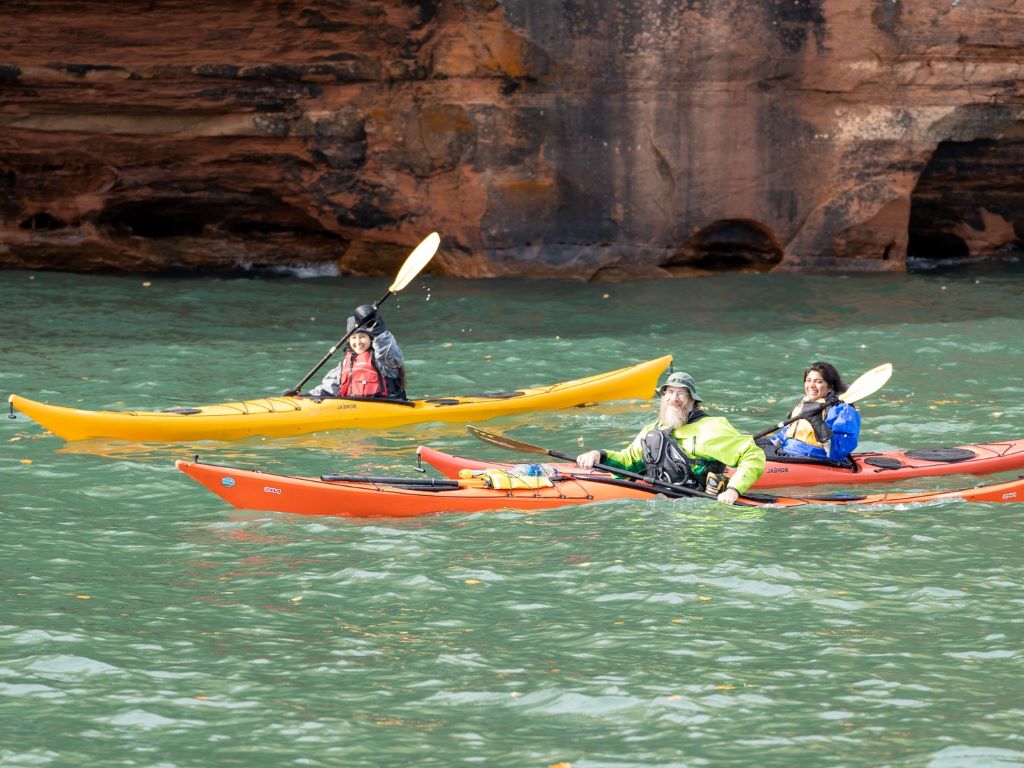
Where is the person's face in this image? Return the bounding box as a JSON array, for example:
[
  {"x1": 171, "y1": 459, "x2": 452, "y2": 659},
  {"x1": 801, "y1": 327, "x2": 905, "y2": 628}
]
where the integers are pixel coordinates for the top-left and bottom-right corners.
[
  {"x1": 661, "y1": 386, "x2": 693, "y2": 411},
  {"x1": 659, "y1": 386, "x2": 694, "y2": 428},
  {"x1": 349, "y1": 332, "x2": 372, "y2": 354},
  {"x1": 804, "y1": 370, "x2": 831, "y2": 400},
  {"x1": 659, "y1": 387, "x2": 692, "y2": 405}
]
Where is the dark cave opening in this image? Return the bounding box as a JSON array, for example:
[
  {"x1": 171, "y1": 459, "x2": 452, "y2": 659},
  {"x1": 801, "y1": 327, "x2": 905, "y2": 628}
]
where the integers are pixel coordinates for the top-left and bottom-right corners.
[
  {"x1": 96, "y1": 190, "x2": 331, "y2": 240},
  {"x1": 664, "y1": 219, "x2": 783, "y2": 273},
  {"x1": 908, "y1": 129, "x2": 1024, "y2": 262},
  {"x1": 19, "y1": 212, "x2": 67, "y2": 231}
]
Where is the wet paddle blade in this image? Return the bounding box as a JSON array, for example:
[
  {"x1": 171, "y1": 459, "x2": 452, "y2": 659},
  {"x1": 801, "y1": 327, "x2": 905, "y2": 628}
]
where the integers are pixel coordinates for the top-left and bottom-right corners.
[
  {"x1": 839, "y1": 362, "x2": 893, "y2": 404},
  {"x1": 467, "y1": 425, "x2": 551, "y2": 456},
  {"x1": 388, "y1": 232, "x2": 440, "y2": 293}
]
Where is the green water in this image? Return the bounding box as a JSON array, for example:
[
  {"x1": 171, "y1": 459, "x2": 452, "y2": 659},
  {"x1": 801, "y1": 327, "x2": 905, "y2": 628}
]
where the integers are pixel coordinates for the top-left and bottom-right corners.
[{"x1": 2, "y1": 265, "x2": 1023, "y2": 767}]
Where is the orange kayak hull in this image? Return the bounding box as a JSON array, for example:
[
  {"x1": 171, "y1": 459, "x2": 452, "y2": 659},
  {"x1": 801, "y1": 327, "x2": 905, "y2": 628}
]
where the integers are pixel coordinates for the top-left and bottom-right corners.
[
  {"x1": 417, "y1": 438, "x2": 1024, "y2": 488},
  {"x1": 177, "y1": 459, "x2": 1024, "y2": 517},
  {"x1": 176, "y1": 459, "x2": 655, "y2": 517}
]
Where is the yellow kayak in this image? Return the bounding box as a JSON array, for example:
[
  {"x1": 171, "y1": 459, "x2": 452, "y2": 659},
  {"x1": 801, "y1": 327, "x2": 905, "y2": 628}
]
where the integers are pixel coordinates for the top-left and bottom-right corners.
[{"x1": 8, "y1": 355, "x2": 671, "y2": 442}]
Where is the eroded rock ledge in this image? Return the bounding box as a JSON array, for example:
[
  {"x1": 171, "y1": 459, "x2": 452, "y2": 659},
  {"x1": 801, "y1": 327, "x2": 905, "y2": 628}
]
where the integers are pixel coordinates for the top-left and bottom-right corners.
[{"x1": 1, "y1": 1, "x2": 1022, "y2": 278}]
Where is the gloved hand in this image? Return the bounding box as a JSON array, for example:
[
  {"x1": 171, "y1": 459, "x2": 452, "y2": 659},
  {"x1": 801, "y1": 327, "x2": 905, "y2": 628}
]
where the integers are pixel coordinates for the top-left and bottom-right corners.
[
  {"x1": 717, "y1": 487, "x2": 740, "y2": 505},
  {"x1": 282, "y1": 387, "x2": 300, "y2": 397},
  {"x1": 352, "y1": 304, "x2": 384, "y2": 335}
]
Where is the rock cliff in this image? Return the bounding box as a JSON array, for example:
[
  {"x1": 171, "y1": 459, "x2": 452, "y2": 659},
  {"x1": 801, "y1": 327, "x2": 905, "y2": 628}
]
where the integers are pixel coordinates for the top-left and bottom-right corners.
[{"x1": 2, "y1": 0, "x2": 1022, "y2": 278}]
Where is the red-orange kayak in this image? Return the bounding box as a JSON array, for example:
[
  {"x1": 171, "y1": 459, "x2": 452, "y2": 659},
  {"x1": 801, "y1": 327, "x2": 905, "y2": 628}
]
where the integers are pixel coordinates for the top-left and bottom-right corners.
[
  {"x1": 176, "y1": 459, "x2": 1024, "y2": 518},
  {"x1": 416, "y1": 438, "x2": 1024, "y2": 489}
]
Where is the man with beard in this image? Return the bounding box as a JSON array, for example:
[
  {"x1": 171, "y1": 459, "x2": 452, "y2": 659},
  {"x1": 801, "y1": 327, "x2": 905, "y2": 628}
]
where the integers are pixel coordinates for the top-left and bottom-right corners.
[{"x1": 575, "y1": 371, "x2": 765, "y2": 505}]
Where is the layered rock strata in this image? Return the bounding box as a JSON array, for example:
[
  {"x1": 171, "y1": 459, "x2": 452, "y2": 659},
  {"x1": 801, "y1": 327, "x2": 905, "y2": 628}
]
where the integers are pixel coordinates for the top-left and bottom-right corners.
[{"x1": 1, "y1": 0, "x2": 1022, "y2": 278}]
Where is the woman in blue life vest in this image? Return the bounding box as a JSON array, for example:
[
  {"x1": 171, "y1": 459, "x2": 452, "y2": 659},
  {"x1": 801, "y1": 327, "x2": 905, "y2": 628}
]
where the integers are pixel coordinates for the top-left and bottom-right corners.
[
  {"x1": 761, "y1": 362, "x2": 861, "y2": 463},
  {"x1": 308, "y1": 304, "x2": 406, "y2": 399}
]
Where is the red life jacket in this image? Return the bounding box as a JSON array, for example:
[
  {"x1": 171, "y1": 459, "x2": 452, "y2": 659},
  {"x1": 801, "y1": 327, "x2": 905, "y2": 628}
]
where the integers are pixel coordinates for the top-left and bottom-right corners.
[{"x1": 340, "y1": 350, "x2": 388, "y2": 397}]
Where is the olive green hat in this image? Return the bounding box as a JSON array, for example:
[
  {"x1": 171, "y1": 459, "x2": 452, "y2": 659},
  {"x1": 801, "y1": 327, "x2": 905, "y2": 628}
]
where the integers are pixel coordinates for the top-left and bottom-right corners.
[{"x1": 656, "y1": 371, "x2": 703, "y2": 402}]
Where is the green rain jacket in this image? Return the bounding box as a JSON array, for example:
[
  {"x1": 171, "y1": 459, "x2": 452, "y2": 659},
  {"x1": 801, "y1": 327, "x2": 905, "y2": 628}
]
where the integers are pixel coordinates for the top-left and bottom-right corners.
[{"x1": 601, "y1": 415, "x2": 766, "y2": 494}]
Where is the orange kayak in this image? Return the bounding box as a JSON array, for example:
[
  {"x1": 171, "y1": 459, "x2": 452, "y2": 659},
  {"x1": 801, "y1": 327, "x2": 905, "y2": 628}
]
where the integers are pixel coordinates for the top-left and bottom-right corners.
[
  {"x1": 176, "y1": 459, "x2": 1024, "y2": 518},
  {"x1": 417, "y1": 438, "x2": 1024, "y2": 488}
]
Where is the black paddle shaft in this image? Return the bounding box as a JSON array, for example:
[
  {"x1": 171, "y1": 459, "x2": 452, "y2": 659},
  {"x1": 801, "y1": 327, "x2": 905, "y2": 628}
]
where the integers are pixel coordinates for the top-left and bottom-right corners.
[
  {"x1": 752, "y1": 404, "x2": 825, "y2": 441},
  {"x1": 284, "y1": 288, "x2": 392, "y2": 396}
]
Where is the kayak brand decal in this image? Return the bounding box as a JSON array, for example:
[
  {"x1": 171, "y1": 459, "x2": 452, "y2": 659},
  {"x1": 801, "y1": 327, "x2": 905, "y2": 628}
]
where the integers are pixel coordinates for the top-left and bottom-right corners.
[
  {"x1": 221, "y1": 477, "x2": 235, "y2": 488},
  {"x1": 264, "y1": 486, "x2": 282, "y2": 495},
  {"x1": 1003, "y1": 491, "x2": 1017, "y2": 500},
  {"x1": 765, "y1": 466, "x2": 790, "y2": 473}
]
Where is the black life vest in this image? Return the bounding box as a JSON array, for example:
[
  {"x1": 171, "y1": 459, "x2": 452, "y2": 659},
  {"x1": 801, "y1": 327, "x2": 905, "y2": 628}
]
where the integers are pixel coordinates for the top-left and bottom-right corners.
[
  {"x1": 642, "y1": 428, "x2": 699, "y2": 488},
  {"x1": 641, "y1": 409, "x2": 726, "y2": 489},
  {"x1": 784, "y1": 391, "x2": 841, "y2": 446}
]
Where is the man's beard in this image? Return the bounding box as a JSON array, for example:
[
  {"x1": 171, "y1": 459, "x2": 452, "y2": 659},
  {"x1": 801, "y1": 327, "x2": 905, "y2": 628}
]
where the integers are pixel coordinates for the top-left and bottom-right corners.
[{"x1": 659, "y1": 400, "x2": 688, "y2": 430}]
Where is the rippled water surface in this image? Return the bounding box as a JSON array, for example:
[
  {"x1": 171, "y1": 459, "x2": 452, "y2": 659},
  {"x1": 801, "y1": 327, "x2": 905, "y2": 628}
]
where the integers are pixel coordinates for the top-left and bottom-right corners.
[{"x1": 2, "y1": 264, "x2": 1023, "y2": 767}]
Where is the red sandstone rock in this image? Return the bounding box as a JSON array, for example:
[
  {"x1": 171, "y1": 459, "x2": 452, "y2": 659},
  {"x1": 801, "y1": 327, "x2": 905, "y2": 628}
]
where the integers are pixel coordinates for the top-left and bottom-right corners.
[{"x1": 1, "y1": 0, "x2": 1022, "y2": 278}]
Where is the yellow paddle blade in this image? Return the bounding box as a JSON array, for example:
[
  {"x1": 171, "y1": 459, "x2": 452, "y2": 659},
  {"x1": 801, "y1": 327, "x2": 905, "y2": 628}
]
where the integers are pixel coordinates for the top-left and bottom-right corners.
[
  {"x1": 839, "y1": 362, "x2": 893, "y2": 404},
  {"x1": 388, "y1": 232, "x2": 440, "y2": 293}
]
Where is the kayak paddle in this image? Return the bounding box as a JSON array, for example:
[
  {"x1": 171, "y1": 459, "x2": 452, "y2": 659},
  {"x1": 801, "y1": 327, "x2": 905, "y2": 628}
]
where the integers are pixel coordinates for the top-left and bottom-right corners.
[
  {"x1": 752, "y1": 362, "x2": 893, "y2": 441},
  {"x1": 321, "y1": 474, "x2": 463, "y2": 487},
  {"x1": 319, "y1": 473, "x2": 501, "y2": 489},
  {"x1": 466, "y1": 425, "x2": 759, "y2": 506},
  {"x1": 284, "y1": 232, "x2": 441, "y2": 396}
]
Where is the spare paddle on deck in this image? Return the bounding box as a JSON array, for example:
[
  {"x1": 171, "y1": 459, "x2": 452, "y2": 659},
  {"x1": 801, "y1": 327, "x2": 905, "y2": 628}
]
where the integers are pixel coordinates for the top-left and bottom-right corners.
[
  {"x1": 466, "y1": 425, "x2": 759, "y2": 506},
  {"x1": 284, "y1": 232, "x2": 441, "y2": 396},
  {"x1": 752, "y1": 362, "x2": 893, "y2": 441},
  {"x1": 321, "y1": 474, "x2": 462, "y2": 487}
]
